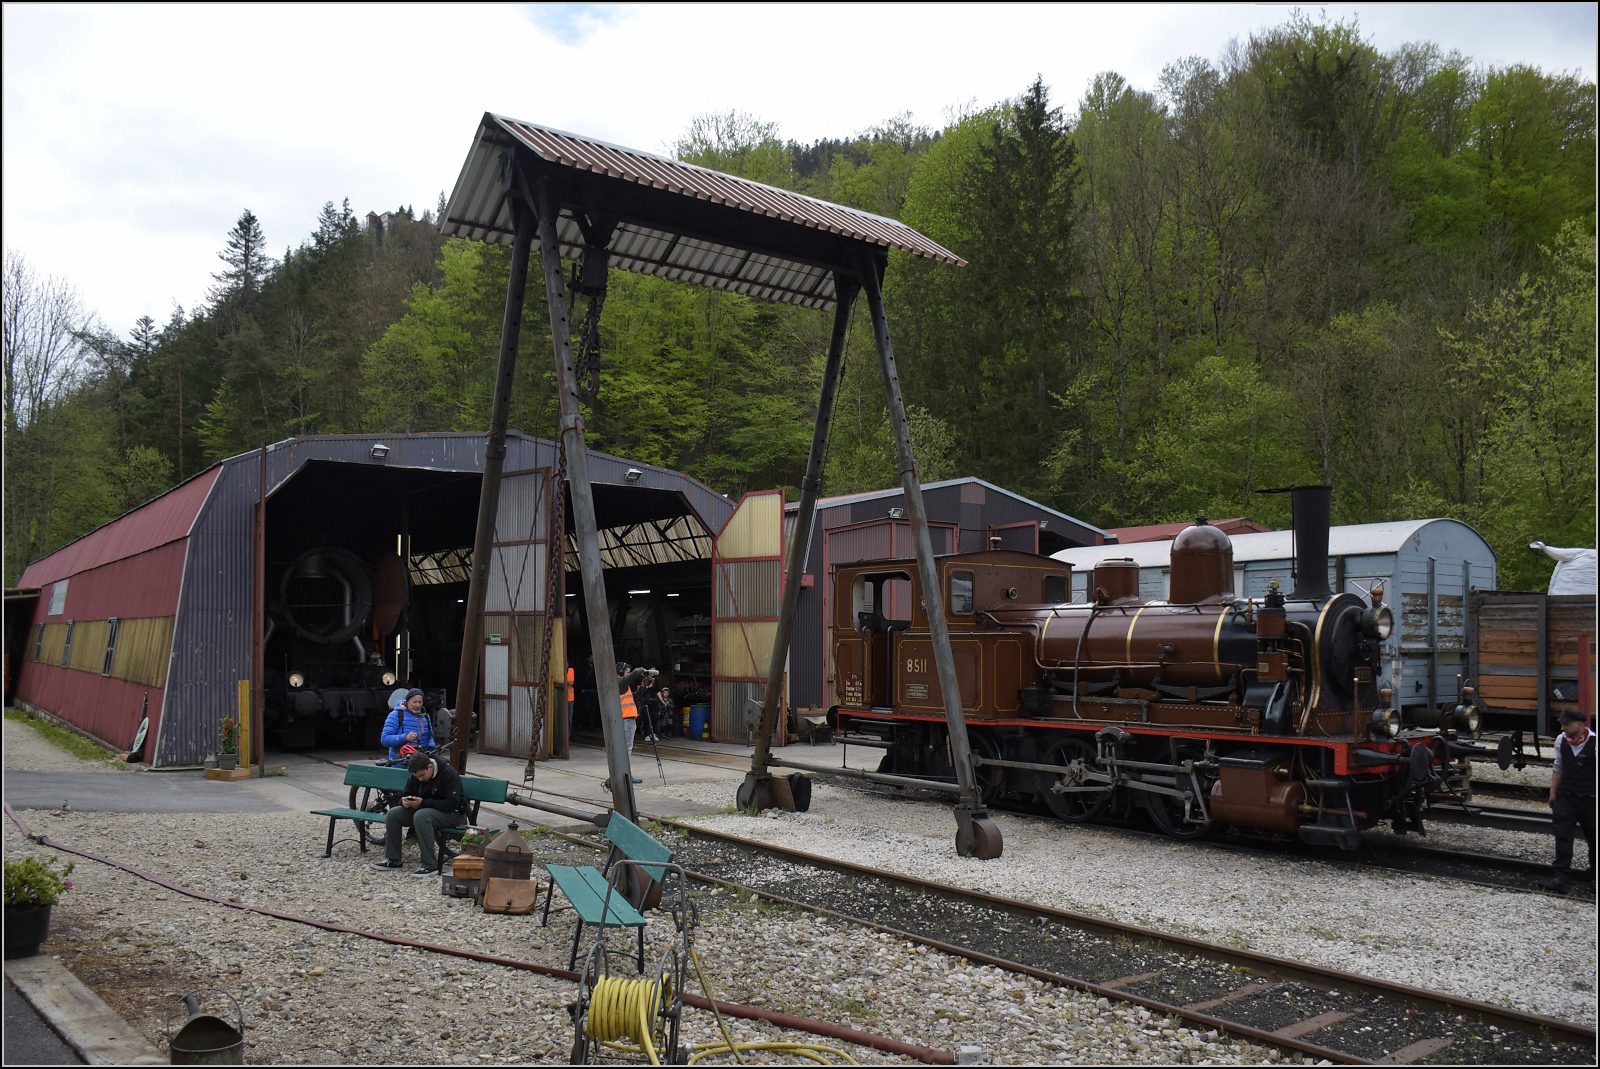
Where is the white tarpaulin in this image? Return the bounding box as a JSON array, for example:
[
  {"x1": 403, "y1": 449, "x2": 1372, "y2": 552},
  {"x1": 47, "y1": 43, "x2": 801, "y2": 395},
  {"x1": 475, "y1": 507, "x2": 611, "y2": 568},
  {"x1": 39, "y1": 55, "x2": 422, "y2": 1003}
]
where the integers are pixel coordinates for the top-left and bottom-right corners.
[{"x1": 1532, "y1": 542, "x2": 1598, "y2": 595}]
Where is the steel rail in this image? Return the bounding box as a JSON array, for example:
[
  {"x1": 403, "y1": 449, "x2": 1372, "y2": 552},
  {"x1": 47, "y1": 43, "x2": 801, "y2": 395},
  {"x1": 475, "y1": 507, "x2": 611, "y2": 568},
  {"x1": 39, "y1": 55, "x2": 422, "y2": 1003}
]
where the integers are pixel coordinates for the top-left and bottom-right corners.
[{"x1": 649, "y1": 818, "x2": 1596, "y2": 1054}]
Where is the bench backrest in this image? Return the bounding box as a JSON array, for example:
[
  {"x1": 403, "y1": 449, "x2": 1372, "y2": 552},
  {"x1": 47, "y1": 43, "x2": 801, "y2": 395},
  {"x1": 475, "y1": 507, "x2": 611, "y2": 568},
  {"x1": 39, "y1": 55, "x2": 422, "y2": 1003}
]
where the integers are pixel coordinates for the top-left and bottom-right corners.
[
  {"x1": 461, "y1": 775, "x2": 509, "y2": 804},
  {"x1": 604, "y1": 813, "x2": 673, "y2": 882},
  {"x1": 344, "y1": 763, "x2": 410, "y2": 790}
]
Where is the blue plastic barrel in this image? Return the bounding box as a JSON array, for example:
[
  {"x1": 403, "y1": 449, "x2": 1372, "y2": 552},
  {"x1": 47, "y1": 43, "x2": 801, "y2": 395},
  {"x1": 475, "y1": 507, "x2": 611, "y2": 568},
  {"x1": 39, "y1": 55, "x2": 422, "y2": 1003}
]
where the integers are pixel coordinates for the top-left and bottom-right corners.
[{"x1": 688, "y1": 704, "x2": 711, "y2": 740}]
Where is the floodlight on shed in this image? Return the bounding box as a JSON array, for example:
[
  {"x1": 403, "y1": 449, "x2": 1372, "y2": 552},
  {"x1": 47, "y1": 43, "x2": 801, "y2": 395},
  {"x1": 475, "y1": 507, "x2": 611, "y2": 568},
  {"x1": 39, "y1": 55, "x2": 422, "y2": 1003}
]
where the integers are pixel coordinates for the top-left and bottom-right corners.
[
  {"x1": 370, "y1": 443, "x2": 390, "y2": 460},
  {"x1": 888, "y1": 507, "x2": 904, "y2": 519},
  {"x1": 625, "y1": 468, "x2": 642, "y2": 482}
]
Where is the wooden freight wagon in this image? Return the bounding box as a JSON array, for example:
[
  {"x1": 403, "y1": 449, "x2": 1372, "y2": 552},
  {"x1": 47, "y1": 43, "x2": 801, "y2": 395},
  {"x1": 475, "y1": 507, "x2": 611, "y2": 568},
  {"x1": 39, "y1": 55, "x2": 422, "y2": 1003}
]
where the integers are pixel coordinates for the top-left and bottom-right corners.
[{"x1": 1468, "y1": 591, "x2": 1596, "y2": 738}]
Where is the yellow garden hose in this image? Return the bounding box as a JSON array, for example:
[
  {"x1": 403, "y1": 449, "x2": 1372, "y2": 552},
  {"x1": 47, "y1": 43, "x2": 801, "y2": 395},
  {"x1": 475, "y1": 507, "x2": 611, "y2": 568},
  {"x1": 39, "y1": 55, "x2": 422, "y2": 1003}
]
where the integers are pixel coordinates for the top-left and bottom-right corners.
[
  {"x1": 684, "y1": 948, "x2": 858, "y2": 1067},
  {"x1": 586, "y1": 971, "x2": 671, "y2": 1064},
  {"x1": 582, "y1": 951, "x2": 859, "y2": 1066}
]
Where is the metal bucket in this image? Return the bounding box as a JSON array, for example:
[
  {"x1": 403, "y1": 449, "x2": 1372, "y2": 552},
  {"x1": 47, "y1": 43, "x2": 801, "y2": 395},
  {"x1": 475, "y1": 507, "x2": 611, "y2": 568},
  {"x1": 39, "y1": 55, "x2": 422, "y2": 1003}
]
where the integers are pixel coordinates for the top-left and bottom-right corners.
[{"x1": 167, "y1": 992, "x2": 245, "y2": 1065}]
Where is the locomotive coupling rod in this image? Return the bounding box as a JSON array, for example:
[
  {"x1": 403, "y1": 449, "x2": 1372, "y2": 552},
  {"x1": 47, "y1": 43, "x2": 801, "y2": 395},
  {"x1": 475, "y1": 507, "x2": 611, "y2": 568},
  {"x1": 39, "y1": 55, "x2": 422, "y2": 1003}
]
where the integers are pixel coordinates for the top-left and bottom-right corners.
[{"x1": 766, "y1": 756, "x2": 962, "y2": 794}]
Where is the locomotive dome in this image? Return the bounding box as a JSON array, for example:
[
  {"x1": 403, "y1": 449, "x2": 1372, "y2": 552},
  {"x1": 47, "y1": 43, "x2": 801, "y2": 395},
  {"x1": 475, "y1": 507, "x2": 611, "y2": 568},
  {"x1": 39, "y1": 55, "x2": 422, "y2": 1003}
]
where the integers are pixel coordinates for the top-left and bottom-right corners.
[{"x1": 1168, "y1": 512, "x2": 1235, "y2": 603}]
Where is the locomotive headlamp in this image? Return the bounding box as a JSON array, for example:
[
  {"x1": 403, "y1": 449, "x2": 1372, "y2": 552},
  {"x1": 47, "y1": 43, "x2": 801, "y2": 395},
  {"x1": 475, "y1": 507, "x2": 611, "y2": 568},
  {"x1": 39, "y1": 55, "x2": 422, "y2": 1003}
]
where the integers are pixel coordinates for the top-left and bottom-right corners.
[
  {"x1": 288, "y1": 671, "x2": 305, "y2": 689},
  {"x1": 1369, "y1": 708, "x2": 1400, "y2": 738},
  {"x1": 381, "y1": 670, "x2": 396, "y2": 686},
  {"x1": 1361, "y1": 604, "x2": 1394, "y2": 640},
  {"x1": 1453, "y1": 703, "x2": 1481, "y2": 735}
]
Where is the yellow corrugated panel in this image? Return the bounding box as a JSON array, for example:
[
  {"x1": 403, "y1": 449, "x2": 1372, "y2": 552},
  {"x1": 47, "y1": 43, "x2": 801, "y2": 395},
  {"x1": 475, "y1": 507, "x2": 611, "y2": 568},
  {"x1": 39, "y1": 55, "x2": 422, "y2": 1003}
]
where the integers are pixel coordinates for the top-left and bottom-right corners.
[
  {"x1": 111, "y1": 617, "x2": 174, "y2": 688},
  {"x1": 513, "y1": 614, "x2": 545, "y2": 683},
  {"x1": 69, "y1": 620, "x2": 109, "y2": 673},
  {"x1": 716, "y1": 491, "x2": 783, "y2": 560},
  {"x1": 38, "y1": 623, "x2": 67, "y2": 665},
  {"x1": 713, "y1": 620, "x2": 777, "y2": 679}
]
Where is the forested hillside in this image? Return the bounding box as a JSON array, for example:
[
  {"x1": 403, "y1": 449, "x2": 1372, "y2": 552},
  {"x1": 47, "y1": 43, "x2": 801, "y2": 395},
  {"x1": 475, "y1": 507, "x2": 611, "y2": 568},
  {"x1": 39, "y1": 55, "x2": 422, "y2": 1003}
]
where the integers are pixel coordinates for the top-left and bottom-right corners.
[{"x1": 4, "y1": 15, "x2": 1594, "y2": 589}]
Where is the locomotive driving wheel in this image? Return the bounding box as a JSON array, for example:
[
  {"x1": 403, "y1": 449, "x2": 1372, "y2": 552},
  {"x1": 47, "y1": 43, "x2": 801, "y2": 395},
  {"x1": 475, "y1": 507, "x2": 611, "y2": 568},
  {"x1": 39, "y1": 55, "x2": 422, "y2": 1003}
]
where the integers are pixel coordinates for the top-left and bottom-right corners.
[
  {"x1": 1144, "y1": 744, "x2": 1213, "y2": 840},
  {"x1": 1042, "y1": 736, "x2": 1112, "y2": 823}
]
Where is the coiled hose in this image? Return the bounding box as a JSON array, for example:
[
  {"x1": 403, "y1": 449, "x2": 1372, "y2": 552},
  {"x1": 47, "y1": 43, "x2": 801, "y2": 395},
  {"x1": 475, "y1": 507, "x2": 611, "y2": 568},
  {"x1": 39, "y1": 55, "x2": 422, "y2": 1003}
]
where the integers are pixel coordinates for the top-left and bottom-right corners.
[{"x1": 582, "y1": 950, "x2": 859, "y2": 1066}]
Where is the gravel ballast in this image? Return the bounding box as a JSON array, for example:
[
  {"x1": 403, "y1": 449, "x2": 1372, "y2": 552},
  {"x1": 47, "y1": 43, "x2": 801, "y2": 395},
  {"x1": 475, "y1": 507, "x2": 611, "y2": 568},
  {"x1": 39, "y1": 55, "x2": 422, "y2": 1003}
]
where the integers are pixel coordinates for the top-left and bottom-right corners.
[
  {"x1": 658, "y1": 776, "x2": 1596, "y2": 1027},
  {"x1": 2, "y1": 808, "x2": 1284, "y2": 1065}
]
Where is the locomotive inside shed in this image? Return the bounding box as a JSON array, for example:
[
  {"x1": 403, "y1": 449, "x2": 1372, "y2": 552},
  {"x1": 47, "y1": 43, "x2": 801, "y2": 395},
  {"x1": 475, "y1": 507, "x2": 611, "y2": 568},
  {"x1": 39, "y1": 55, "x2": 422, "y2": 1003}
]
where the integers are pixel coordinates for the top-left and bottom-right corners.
[
  {"x1": 262, "y1": 456, "x2": 722, "y2": 755},
  {"x1": 264, "y1": 459, "x2": 481, "y2": 748}
]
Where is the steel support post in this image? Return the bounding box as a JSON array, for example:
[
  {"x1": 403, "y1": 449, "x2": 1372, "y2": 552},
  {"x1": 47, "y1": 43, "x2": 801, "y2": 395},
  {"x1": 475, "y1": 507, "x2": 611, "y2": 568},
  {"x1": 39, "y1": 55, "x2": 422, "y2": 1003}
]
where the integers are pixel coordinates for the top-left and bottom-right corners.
[
  {"x1": 534, "y1": 176, "x2": 638, "y2": 823},
  {"x1": 740, "y1": 274, "x2": 859, "y2": 812},
  {"x1": 450, "y1": 166, "x2": 534, "y2": 775},
  {"x1": 859, "y1": 257, "x2": 1002, "y2": 859}
]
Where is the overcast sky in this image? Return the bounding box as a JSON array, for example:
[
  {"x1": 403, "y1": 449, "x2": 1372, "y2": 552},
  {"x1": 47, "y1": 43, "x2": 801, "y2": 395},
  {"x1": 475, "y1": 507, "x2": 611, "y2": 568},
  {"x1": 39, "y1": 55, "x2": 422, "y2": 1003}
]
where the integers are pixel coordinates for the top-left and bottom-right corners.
[{"x1": 3, "y1": 3, "x2": 1595, "y2": 338}]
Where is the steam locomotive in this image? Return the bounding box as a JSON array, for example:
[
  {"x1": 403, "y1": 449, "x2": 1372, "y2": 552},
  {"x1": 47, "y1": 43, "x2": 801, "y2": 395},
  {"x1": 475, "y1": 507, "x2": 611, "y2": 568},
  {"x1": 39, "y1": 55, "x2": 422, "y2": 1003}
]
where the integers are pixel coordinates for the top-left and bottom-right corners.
[
  {"x1": 263, "y1": 546, "x2": 446, "y2": 749},
  {"x1": 832, "y1": 487, "x2": 1481, "y2": 848}
]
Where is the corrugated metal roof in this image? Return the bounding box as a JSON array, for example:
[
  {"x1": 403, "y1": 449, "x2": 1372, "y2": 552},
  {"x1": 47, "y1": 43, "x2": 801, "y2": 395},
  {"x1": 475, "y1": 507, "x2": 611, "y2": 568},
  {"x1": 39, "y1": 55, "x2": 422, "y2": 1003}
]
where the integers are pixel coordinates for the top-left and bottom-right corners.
[
  {"x1": 1108, "y1": 517, "x2": 1273, "y2": 543},
  {"x1": 440, "y1": 113, "x2": 965, "y2": 310},
  {"x1": 786, "y1": 476, "x2": 1109, "y2": 537},
  {"x1": 17, "y1": 467, "x2": 220, "y2": 588},
  {"x1": 1052, "y1": 518, "x2": 1468, "y2": 571}
]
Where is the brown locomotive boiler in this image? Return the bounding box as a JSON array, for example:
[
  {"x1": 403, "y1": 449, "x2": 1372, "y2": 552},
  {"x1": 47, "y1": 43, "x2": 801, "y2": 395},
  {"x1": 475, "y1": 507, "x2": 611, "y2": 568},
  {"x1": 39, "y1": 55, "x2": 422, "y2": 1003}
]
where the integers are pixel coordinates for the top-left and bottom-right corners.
[{"x1": 832, "y1": 487, "x2": 1474, "y2": 848}]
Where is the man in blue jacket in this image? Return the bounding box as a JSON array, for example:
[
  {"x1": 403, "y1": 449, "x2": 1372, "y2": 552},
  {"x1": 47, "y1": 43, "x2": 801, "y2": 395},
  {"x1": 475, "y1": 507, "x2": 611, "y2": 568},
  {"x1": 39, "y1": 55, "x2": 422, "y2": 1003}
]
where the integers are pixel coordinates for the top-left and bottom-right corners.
[{"x1": 381, "y1": 689, "x2": 434, "y2": 761}]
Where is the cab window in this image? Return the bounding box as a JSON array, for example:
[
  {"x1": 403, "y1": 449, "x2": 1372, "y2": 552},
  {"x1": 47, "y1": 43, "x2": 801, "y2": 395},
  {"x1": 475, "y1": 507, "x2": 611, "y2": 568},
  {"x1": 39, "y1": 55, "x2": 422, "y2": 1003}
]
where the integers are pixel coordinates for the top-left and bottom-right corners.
[
  {"x1": 1043, "y1": 574, "x2": 1069, "y2": 603},
  {"x1": 949, "y1": 571, "x2": 974, "y2": 615}
]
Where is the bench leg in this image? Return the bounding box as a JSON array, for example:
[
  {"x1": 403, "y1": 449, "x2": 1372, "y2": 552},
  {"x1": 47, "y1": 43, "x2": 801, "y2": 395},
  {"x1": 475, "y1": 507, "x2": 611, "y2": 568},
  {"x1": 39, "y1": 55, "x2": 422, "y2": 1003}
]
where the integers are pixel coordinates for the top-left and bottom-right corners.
[
  {"x1": 542, "y1": 883, "x2": 554, "y2": 927},
  {"x1": 356, "y1": 819, "x2": 368, "y2": 854},
  {"x1": 637, "y1": 924, "x2": 645, "y2": 974},
  {"x1": 324, "y1": 818, "x2": 337, "y2": 859},
  {"x1": 568, "y1": 918, "x2": 585, "y2": 973}
]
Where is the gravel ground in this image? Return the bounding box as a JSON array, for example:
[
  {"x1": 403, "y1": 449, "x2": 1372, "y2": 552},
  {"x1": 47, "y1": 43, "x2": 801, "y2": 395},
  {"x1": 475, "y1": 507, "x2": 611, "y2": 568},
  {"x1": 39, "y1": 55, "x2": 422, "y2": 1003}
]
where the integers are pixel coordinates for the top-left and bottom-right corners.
[
  {"x1": 3, "y1": 715, "x2": 131, "y2": 774},
  {"x1": 1363, "y1": 815, "x2": 1557, "y2": 863},
  {"x1": 0, "y1": 810, "x2": 1299, "y2": 1067},
  {"x1": 1471, "y1": 761, "x2": 1554, "y2": 789},
  {"x1": 656, "y1": 777, "x2": 1597, "y2": 1027}
]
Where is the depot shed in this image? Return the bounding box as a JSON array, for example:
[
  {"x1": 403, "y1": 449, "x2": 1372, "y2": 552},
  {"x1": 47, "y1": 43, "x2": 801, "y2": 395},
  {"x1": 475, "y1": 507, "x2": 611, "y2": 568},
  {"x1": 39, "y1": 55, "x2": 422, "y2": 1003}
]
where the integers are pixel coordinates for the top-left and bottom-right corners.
[
  {"x1": 13, "y1": 432, "x2": 733, "y2": 767},
  {"x1": 783, "y1": 477, "x2": 1107, "y2": 714},
  {"x1": 1053, "y1": 518, "x2": 1497, "y2": 713}
]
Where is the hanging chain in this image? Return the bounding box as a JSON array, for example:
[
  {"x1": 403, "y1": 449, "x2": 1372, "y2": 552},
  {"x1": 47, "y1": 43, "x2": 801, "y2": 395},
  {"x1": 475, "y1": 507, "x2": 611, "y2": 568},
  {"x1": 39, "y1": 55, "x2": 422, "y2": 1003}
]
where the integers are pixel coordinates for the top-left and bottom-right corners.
[
  {"x1": 525, "y1": 438, "x2": 568, "y2": 785},
  {"x1": 568, "y1": 262, "x2": 606, "y2": 394}
]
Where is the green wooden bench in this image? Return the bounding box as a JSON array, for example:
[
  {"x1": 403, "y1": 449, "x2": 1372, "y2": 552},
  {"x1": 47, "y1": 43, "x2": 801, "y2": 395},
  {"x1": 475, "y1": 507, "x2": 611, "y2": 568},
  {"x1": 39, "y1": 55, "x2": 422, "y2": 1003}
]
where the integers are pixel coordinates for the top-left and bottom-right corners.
[
  {"x1": 542, "y1": 813, "x2": 683, "y2": 971},
  {"x1": 311, "y1": 763, "x2": 510, "y2": 860}
]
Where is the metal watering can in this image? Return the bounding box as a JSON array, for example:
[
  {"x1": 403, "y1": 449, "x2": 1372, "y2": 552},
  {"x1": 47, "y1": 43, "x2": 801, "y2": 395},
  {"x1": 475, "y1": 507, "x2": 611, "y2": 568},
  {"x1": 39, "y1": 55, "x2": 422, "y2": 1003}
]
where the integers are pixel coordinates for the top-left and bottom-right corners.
[{"x1": 166, "y1": 991, "x2": 245, "y2": 1065}]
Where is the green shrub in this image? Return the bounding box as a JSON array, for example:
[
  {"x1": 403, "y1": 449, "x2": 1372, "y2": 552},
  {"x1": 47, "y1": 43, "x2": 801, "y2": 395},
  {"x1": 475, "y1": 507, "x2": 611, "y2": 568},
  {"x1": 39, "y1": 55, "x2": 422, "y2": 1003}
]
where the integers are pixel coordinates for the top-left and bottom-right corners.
[{"x1": 4, "y1": 856, "x2": 75, "y2": 909}]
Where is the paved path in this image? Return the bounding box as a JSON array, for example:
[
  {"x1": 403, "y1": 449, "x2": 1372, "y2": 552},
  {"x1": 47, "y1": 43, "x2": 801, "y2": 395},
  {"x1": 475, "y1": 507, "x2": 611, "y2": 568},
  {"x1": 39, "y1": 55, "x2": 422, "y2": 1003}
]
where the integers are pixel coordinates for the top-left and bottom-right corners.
[
  {"x1": 3, "y1": 771, "x2": 287, "y2": 814},
  {"x1": 4, "y1": 978, "x2": 82, "y2": 1065}
]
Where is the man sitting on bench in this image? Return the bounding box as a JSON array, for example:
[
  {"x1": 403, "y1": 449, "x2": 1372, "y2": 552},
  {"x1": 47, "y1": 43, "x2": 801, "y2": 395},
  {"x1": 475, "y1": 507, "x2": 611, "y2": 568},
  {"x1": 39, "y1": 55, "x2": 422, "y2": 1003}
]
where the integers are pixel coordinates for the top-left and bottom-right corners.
[{"x1": 371, "y1": 752, "x2": 464, "y2": 876}]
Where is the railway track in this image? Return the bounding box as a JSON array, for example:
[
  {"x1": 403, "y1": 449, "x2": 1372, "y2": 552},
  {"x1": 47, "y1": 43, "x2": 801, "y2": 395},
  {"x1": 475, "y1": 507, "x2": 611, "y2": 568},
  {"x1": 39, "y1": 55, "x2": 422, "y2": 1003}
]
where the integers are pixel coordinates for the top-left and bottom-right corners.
[
  {"x1": 533, "y1": 817, "x2": 1593, "y2": 1065},
  {"x1": 534, "y1": 742, "x2": 1579, "y2": 896}
]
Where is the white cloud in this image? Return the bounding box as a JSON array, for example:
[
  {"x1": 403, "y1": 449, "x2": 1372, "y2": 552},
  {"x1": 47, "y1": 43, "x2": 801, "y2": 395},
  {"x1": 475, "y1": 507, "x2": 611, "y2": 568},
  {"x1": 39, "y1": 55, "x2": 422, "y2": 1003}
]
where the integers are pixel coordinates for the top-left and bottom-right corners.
[{"x1": 3, "y1": 2, "x2": 1594, "y2": 336}]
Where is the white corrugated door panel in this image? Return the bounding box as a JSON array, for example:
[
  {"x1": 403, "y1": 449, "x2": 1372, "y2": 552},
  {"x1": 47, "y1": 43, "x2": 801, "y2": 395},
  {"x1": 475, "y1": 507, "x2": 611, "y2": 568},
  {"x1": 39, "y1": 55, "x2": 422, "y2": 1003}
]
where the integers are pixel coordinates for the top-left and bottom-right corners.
[{"x1": 711, "y1": 490, "x2": 784, "y2": 741}]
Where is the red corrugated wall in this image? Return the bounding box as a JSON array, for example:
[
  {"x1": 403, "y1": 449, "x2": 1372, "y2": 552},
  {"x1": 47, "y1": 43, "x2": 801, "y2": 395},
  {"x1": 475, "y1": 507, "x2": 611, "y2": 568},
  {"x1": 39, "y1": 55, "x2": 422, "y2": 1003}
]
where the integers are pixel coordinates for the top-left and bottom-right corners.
[{"x1": 15, "y1": 540, "x2": 188, "y2": 752}]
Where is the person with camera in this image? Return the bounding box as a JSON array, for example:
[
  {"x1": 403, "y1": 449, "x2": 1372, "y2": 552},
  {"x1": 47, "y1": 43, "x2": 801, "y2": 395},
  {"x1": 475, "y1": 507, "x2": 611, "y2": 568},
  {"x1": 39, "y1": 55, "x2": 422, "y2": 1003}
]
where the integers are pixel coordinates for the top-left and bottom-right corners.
[{"x1": 371, "y1": 752, "x2": 465, "y2": 877}]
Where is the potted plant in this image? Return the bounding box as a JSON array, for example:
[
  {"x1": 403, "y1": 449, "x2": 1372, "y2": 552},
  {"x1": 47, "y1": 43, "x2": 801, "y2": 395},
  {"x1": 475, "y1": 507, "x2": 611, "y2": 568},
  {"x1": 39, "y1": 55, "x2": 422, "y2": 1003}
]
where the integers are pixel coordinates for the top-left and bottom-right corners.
[
  {"x1": 459, "y1": 831, "x2": 487, "y2": 857},
  {"x1": 218, "y1": 716, "x2": 239, "y2": 770},
  {"x1": 4, "y1": 856, "x2": 74, "y2": 959}
]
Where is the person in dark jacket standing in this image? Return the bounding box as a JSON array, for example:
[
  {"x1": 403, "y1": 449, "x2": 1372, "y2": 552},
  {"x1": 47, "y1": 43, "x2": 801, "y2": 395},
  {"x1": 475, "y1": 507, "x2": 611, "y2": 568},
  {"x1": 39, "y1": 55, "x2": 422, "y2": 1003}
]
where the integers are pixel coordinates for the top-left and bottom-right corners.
[
  {"x1": 372, "y1": 753, "x2": 464, "y2": 877},
  {"x1": 1543, "y1": 709, "x2": 1595, "y2": 892}
]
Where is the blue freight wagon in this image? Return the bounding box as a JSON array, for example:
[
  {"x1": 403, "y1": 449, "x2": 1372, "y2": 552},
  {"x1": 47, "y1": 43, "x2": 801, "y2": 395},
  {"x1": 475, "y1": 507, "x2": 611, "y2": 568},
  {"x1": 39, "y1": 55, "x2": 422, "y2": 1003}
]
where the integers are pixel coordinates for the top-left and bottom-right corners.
[{"x1": 1054, "y1": 519, "x2": 1497, "y2": 722}]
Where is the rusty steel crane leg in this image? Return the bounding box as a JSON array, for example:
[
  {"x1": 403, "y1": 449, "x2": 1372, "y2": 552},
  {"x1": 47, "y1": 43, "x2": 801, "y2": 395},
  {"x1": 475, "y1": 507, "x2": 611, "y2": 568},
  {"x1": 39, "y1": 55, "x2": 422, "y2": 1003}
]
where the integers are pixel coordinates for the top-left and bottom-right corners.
[
  {"x1": 534, "y1": 176, "x2": 638, "y2": 824},
  {"x1": 859, "y1": 257, "x2": 1002, "y2": 860},
  {"x1": 450, "y1": 171, "x2": 534, "y2": 777},
  {"x1": 740, "y1": 274, "x2": 861, "y2": 812}
]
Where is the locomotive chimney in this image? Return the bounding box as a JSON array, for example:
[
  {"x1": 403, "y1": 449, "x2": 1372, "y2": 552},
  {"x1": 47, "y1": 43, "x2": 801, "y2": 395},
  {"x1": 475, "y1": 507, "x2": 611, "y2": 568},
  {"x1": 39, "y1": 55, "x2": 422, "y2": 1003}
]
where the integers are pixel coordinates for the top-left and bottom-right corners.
[{"x1": 1289, "y1": 485, "x2": 1333, "y2": 600}]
